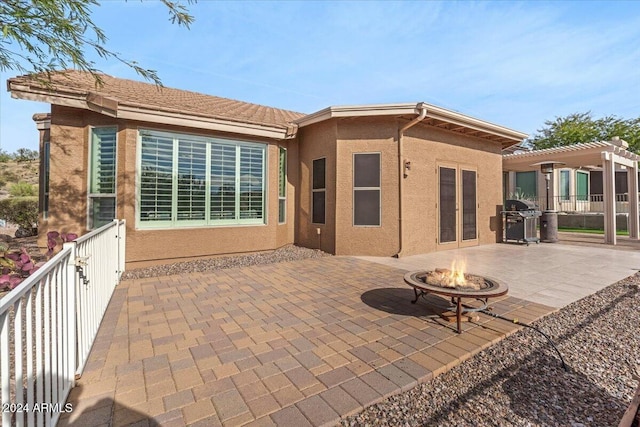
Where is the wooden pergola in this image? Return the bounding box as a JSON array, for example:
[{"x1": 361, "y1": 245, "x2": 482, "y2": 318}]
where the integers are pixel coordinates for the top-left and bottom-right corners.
[{"x1": 503, "y1": 138, "x2": 639, "y2": 245}]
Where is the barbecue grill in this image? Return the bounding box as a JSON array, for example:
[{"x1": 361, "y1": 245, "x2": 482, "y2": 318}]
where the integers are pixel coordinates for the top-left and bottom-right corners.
[{"x1": 502, "y1": 199, "x2": 541, "y2": 245}]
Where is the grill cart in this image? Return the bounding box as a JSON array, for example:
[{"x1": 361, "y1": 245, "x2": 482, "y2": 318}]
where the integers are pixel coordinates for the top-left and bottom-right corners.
[{"x1": 502, "y1": 199, "x2": 541, "y2": 245}]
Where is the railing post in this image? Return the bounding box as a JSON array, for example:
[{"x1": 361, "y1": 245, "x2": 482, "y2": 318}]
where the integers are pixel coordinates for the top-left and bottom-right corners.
[
  {"x1": 118, "y1": 219, "x2": 126, "y2": 281},
  {"x1": 64, "y1": 241, "x2": 78, "y2": 385}
]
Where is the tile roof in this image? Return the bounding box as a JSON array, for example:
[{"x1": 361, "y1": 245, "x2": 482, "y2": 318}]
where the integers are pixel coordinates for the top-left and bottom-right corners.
[{"x1": 10, "y1": 70, "x2": 305, "y2": 129}]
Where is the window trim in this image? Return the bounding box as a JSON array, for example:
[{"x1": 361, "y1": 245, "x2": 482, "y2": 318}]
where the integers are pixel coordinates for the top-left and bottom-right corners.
[
  {"x1": 311, "y1": 157, "x2": 326, "y2": 225},
  {"x1": 87, "y1": 125, "x2": 118, "y2": 230},
  {"x1": 278, "y1": 146, "x2": 287, "y2": 224},
  {"x1": 352, "y1": 152, "x2": 381, "y2": 227},
  {"x1": 135, "y1": 129, "x2": 268, "y2": 230}
]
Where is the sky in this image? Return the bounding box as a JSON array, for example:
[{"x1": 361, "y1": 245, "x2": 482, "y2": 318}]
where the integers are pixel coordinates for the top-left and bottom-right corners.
[{"x1": 1, "y1": 0, "x2": 639, "y2": 153}]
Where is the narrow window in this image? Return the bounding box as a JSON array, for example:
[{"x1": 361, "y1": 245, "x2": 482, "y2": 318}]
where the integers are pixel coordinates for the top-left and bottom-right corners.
[
  {"x1": 560, "y1": 170, "x2": 570, "y2": 201},
  {"x1": 278, "y1": 147, "x2": 287, "y2": 224},
  {"x1": 353, "y1": 153, "x2": 380, "y2": 226},
  {"x1": 88, "y1": 127, "x2": 117, "y2": 229},
  {"x1": 43, "y1": 140, "x2": 50, "y2": 219},
  {"x1": 312, "y1": 158, "x2": 326, "y2": 224}
]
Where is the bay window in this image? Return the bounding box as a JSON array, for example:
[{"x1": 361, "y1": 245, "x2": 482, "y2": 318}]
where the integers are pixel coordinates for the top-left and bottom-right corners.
[{"x1": 138, "y1": 130, "x2": 266, "y2": 228}]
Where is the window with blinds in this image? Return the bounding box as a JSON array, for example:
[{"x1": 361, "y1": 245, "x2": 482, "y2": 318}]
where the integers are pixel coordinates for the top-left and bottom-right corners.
[
  {"x1": 138, "y1": 130, "x2": 266, "y2": 228},
  {"x1": 88, "y1": 127, "x2": 117, "y2": 229}
]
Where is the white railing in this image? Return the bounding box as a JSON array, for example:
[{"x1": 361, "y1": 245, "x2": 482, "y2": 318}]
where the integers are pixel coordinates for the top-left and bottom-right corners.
[
  {"x1": 534, "y1": 193, "x2": 640, "y2": 213},
  {"x1": 0, "y1": 219, "x2": 125, "y2": 426},
  {"x1": 74, "y1": 219, "x2": 126, "y2": 375}
]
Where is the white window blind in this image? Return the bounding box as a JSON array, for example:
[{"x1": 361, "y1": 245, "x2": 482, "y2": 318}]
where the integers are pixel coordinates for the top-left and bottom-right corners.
[
  {"x1": 88, "y1": 127, "x2": 117, "y2": 229},
  {"x1": 139, "y1": 130, "x2": 266, "y2": 228}
]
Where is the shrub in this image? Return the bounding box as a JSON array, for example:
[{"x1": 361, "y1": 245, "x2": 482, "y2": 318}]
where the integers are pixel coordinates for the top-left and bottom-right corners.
[
  {"x1": 0, "y1": 197, "x2": 38, "y2": 230},
  {"x1": 0, "y1": 150, "x2": 11, "y2": 163},
  {"x1": 9, "y1": 182, "x2": 36, "y2": 197}
]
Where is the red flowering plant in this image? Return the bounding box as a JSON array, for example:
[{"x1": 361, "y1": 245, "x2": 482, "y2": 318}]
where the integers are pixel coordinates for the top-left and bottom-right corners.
[
  {"x1": 0, "y1": 231, "x2": 78, "y2": 292},
  {"x1": 0, "y1": 244, "x2": 42, "y2": 291},
  {"x1": 46, "y1": 231, "x2": 78, "y2": 258}
]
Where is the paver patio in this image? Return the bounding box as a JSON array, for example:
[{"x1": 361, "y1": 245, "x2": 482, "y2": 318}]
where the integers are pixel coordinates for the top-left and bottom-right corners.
[{"x1": 59, "y1": 256, "x2": 554, "y2": 426}]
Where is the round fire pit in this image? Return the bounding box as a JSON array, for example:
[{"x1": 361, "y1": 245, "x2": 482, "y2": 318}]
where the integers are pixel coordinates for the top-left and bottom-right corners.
[{"x1": 404, "y1": 270, "x2": 508, "y2": 334}]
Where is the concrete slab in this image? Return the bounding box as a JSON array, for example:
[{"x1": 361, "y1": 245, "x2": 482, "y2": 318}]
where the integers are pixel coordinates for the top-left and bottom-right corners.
[{"x1": 357, "y1": 240, "x2": 640, "y2": 308}]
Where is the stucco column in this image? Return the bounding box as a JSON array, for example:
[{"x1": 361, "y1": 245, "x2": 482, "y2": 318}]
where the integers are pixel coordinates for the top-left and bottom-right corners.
[
  {"x1": 602, "y1": 152, "x2": 616, "y2": 245},
  {"x1": 627, "y1": 161, "x2": 639, "y2": 239}
]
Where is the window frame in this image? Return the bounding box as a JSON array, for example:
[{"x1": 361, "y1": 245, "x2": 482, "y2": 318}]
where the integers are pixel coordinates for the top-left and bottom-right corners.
[
  {"x1": 87, "y1": 126, "x2": 118, "y2": 230},
  {"x1": 352, "y1": 152, "x2": 381, "y2": 227},
  {"x1": 135, "y1": 129, "x2": 268, "y2": 230},
  {"x1": 311, "y1": 157, "x2": 326, "y2": 225},
  {"x1": 278, "y1": 146, "x2": 287, "y2": 224}
]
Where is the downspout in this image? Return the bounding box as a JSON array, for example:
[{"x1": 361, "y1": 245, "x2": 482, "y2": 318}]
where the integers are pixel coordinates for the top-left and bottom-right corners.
[{"x1": 395, "y1": 102, "x2": 427, "y2": 258}]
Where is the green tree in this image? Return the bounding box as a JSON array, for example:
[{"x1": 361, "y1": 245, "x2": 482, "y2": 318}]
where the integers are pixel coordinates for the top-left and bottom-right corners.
[
  {"x1": 14, "y1": 148, "x2": 38, "y2": 162},
  {"x1": 0, "y1": 149, "x2": 12, "y2": 162},
  {"x1": 528, "y1": 112, "x2": 640, "y2": 154},
  {"x1": 0, "y1": 0, "x2": 194, "y2": 85}
]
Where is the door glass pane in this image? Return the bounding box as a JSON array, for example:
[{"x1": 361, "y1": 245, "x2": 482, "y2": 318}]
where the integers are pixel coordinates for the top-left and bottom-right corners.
[
  {"x1": 577, "y1": 172, "x2": 588, "y2": 201},
  {"x1": 462, "y1": 170, "x2": 477, "y2": 241},
  {"x1": 439, "y1": 167, "x2": 456, "y2": 243},
  {"x1": 354, "y1": 190, "x2": 380, "y2": 226}
]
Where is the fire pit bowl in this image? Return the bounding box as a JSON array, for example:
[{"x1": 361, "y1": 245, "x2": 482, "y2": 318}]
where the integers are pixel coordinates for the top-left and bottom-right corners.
[{"x1": 404, "y1": 270, "x2": 508, "y2": 334}]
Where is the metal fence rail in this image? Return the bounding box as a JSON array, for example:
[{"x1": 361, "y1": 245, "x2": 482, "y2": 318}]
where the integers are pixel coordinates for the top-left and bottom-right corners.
[{"x1": 0, "y1": 219, "x2": 125, "y2": 426}]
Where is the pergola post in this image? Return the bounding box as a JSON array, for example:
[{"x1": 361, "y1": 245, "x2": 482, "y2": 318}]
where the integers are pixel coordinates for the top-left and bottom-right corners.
[
  {"x1": 602, "y1": 151, "x2": 616, "y2": 245},
  {"x1": 628, "y1": 162, "x2": 639, "y2": 240}
]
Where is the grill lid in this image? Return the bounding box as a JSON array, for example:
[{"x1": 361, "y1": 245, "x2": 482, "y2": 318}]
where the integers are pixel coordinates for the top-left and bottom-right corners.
[{"x1": 505, "y1": 199, "x2": 538, "y2": 211}]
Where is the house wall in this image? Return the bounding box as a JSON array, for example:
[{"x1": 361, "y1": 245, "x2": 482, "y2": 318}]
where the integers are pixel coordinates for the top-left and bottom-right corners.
[
  {"x1": 334, "y1": 118, "x2": 399, "y2": 256},
  {"x1": 298, "y1": 117, "x2": 504, "y2": 257},
  {"x1": 42, "y1": 106, "x2": 296, "y2": 268},
  {"x1": 295, "y1": 120, "x2": 337, "y2": 253},
  {"x1": 401, "y1": 123, "x2": 503, "y2": 254}
]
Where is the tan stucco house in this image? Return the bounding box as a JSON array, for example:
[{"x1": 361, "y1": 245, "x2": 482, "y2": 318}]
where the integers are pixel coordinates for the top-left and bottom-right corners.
[{"x1": 8, "y1": 71, "x2": 527, "y2": 267}]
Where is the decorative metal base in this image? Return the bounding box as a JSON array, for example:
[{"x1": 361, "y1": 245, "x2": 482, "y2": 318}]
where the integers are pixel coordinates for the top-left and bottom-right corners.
[{"x1": 411, "y1": 288, "x2": 489, "y2": 334}]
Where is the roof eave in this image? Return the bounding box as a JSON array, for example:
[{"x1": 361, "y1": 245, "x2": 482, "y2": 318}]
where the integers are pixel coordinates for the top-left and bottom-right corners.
[
  {"x1": 295, "y1": 102, "x2": 527, "y2": 145},
  {"x1": 9, "y1": 81, "x2": 290, "y2": 140}
]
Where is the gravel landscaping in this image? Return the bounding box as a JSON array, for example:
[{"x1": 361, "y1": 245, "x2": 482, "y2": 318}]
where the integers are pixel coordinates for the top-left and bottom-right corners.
[
  {"x1": 121, "y1": 244, "x2": 330, "y2": 279},
  {"x1": 342, "y1": 273, "x2": 640, "y2": 427}
]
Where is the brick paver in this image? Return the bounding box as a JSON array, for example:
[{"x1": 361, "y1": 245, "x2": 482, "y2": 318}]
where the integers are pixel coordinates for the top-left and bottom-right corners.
[{"x1": 60, "y1": 256, "x2": 554, "y2": 426}]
